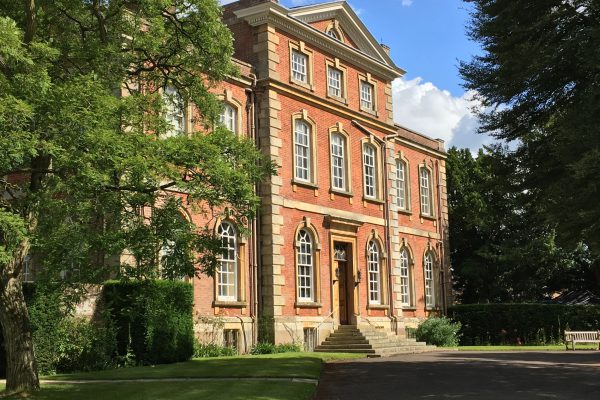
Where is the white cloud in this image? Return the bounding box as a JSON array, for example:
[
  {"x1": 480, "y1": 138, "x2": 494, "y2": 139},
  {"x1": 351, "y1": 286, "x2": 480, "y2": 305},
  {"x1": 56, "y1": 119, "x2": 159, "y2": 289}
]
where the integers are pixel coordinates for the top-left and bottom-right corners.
[
  {"x1": 219, "y1": 0, "x2": 237, "y2": 4},
  {"x1": 392, "y1": 77, "x2": 493, "y2": 151},
  {"x1": 401, "y1": 0, "x2": 414, "y2": 6},
  {"x1": 289, "y1": 0, "x2": 315, "y2": 6}
]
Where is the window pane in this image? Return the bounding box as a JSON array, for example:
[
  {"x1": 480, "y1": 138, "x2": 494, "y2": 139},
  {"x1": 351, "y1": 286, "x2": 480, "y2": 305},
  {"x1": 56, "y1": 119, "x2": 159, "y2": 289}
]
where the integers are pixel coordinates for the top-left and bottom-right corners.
[
  {"x1": 294, "y1": 121, "x2": 311, "y2": 182},
  {"x1": 219, "y1": 104, "x2": 237, "y2": 133},
  {"x1": 424, "y1": 253, "x2": 434, "y2": 307},
  {"x1": 363, "y1": 144, "x2": 376, "y2": 198},
  {"x1": 420, "y1": 168, "x2": 431, "y2": 215},
  {"x1": 360, "y1": 82, "x2": 373, "y2": 110},
  {"x1": 292, "y1": 51, "x2": 308, "y2": 83},
  {"x1": 397, "y1": 161, "x2": 406, "y2": 209},
  {"x1": 297, "y1": 230, "x2": 313, "y2": 301},
  {"x1": 217, "y1": 222, "x2": 238, "y2": 300},
  {"x1": 164, "y1": 86, "x2": 185, "y2": 137},
  {"x1": 399, "y1": 249, "x2": 410, "y2": 306},
  {"x1": 328, "y1": 68, "x2": 342, "y2": 97},
  {"x1": 331, "y1": 133, "x2": 346, "y2": 190},
  {"x1": 368, "y1": 241, "x2": 380, "y2": 304}
]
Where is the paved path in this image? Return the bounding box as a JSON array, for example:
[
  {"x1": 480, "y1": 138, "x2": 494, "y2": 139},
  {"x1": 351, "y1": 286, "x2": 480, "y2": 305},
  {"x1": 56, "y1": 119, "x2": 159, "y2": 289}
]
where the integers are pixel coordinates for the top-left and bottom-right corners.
[{"x1": 314, "y1": 351, "x2": 600, "y2": 400}]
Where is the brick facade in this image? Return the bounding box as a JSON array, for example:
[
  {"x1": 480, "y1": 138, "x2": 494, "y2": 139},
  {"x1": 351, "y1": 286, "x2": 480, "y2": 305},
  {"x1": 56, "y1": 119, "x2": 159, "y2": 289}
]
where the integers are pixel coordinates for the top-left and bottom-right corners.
[{"x1": 193, "y1": 0, "x2": 452, "y2": 350}]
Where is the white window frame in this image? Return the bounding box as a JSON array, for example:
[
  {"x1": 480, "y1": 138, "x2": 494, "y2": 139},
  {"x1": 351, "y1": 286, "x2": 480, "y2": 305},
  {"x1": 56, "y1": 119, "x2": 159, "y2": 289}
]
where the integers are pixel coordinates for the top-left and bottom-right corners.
[
  {"x1": 360, "y1": 81, "x2": 374, "y2": 111},
  {"x1": 297, "y1": 229, "x2": 314, "y2": 302},
  {"x1": 291, "y1": 50, "x2": 308, "y2": 83},
  {"x1": 424, "y1": 252, "x2": 435, "y2": 307},
  {"x1": 219, "y1": 103, "x2": 237, "y2": 134},
  {"x1": 397, "y1": 160, "x2": 408, "y2": 210},
  {"x1": 399, "y1": 249, "x2": 411, "y2": 306},
  {"x1": 363, "y1": 143, "x2": 377, "y2": 199},
  {"x1": 368, "y1": 240, "x2": 381, "y2": 304},
  {"x1": 163, "y1": 85, "x2": 185, "y2": 137},
  {"x1": 217, "y1": 221, "x2": 238, "y2": 301},
  {"x1": 420, "y1": 167, "x2": 433, "y2": 216},
  {"x1": 327, "y1": 67, "x2": 343, "y2": 98},
  {"x1": 330, "y1": 133, "x2": 346, "y2": 191},
  {"x1": 294, "y1": 120, "x2": 312, "y2": 182}
]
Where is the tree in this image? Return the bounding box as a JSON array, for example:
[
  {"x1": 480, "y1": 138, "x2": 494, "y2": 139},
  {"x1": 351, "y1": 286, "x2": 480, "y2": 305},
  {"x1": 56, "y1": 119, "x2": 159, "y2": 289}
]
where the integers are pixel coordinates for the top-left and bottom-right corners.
[
  {"x1": 459, "y1": 0, "x2": 600, "y2": 275},
  {"x1": 0, "y1": 0, "x2": 274, "y2": 393},
  {"x1": 447, "y1": 146, "x2": 597, "y2": 303}
]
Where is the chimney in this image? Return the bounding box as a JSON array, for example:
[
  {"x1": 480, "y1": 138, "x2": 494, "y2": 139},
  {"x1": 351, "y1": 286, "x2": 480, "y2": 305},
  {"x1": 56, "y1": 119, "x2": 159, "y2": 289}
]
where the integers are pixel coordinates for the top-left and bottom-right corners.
[{"x1": 380, "y1": 43, "x2": 391, "y2": 56}]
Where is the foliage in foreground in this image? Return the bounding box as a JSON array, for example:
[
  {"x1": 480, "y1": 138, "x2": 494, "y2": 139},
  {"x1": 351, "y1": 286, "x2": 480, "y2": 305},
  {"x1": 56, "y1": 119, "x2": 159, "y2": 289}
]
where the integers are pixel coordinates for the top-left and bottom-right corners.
[
  {"x1": 415, "y1": 317, "x2": 461, "y2": 347},
  {"x1": 450, "y1": 303, "x2": 600, "y2": 345},
  {"x1": 193, "y1": 342, "x2": 237, "y2": 358}
]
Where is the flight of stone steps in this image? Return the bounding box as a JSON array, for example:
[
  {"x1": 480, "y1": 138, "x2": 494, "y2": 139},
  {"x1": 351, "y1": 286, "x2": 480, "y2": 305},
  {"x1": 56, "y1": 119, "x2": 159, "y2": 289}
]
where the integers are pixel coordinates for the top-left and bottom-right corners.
[{"x1": 315, "y1": 324, "x2": 438, "y2": 357}]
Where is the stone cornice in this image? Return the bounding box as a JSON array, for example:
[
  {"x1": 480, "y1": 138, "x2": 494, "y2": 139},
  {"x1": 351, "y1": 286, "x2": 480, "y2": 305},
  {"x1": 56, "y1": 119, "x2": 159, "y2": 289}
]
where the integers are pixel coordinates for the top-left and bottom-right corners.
[{"x1": 234, "y1": 4, "x2": 404, "y2": 81}]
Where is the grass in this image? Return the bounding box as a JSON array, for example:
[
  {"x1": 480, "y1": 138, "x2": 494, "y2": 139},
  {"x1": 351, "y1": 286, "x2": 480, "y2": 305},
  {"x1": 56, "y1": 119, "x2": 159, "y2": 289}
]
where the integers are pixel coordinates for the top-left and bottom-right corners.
[
  {"x1": 458, "y1": 344, "x2": 600, "y2": 351},
  {"x1": 0, "y1": 352, "x2": 364, "y2": 400}
]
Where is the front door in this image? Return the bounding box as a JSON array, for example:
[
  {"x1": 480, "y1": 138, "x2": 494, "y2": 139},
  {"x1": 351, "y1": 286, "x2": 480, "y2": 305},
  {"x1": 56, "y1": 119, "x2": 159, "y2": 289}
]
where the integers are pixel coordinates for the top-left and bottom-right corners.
[{"x1": 334, "y1": 243, "x2": 352, "y2": 325}]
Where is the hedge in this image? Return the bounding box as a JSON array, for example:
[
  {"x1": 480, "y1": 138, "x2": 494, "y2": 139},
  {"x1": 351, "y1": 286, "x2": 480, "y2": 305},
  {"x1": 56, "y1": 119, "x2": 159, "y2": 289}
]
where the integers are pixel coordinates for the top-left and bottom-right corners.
[
  {"x1": 102, "y1": 280, "x2": 194, "y2": 365},
  {"x1": 449, "y1": 304, "x2": 600, "y2": 345}
]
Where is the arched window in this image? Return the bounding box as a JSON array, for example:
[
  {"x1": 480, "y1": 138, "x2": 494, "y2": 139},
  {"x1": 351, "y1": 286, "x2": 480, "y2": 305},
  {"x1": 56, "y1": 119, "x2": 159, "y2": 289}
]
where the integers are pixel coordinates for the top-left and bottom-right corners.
[
  {"x1": 399, "y1": 248, "x2": 411, "y2": 306},
  {"x1": 217, "y1": 221, "x2": 238, "y2": 301},
  {"x1": 163, "y1": 85, "x2": 185, "y2": 137},
  {"x1": 294, "y1": 120, "x2": 312, "y2": 182},
  {"x1": 396, "y1": 160, "x2": 408, "y2": 210},
  {"x1": 297, "y1": 229, "x2": 314, "y2": 302},
  {"x1": 331, "y1": 133, "x2": 346, "y2": 191},
  {"x1": 367, "y1": 240, "x2": 381, "y2": 304},
  {"x1": 420, "y1": 167, "x2": 433, "y2": 216},
  {"x1": 363, "y1": 144, "x2": 377, "y2": 198},
  {"x1": 219, "y1": 103, "x2": 237, "y2": 133},
  {"x1": 424, "y1": 252, "x2": 435, "y2": 307}
]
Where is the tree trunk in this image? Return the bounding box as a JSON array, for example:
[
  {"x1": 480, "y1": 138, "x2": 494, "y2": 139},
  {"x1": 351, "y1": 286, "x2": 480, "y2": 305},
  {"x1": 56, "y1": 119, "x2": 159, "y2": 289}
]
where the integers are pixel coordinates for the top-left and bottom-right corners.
[{"x1": 0, "y1": 248, "x2": 39, "y2": 393}]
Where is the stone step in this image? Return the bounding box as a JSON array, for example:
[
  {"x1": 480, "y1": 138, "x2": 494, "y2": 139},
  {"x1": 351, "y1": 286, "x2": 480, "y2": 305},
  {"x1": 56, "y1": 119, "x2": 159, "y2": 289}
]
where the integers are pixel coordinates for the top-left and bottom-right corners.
[
  {"x1": 316, "y1": 343, "x2": 374, "y2": 350},
  {"x1": 315, "y1": 348, "x2": 377, "y2": 354}
]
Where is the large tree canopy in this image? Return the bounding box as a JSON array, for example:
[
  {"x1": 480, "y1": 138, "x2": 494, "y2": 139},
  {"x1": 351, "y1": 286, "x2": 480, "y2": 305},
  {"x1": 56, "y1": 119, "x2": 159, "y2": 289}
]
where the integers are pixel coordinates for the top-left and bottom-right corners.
[
  {"x1": 447, "y1": 147, "x2": 597, "y2": 303},
  {"x1": 460, "y1": 0, "x2": 600, "y2": 255},
  {"x1": 0, "y1": 0, "x2": 274, "y2": 393}
]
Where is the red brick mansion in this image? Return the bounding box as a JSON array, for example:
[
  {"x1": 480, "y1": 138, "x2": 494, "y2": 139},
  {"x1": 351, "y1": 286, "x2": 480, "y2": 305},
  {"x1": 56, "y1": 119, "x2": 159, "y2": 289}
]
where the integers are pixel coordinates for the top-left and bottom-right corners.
[{"x1": 193, "y1": 0, "x2": 452, "y2": 351}]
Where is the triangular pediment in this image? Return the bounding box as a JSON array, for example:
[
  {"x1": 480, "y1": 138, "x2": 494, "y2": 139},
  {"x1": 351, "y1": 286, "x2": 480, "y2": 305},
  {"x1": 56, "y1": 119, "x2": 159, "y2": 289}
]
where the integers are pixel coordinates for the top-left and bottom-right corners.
[{"x1": 287, "y1": 1, "x2": 396, "y2": 69}]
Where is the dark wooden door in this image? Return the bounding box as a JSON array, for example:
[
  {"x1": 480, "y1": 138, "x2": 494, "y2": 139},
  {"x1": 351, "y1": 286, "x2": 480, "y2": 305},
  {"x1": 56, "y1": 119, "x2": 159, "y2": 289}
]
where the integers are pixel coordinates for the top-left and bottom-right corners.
[{"x1": 338, "y1": 261, "x2": 348, "y2": 324}]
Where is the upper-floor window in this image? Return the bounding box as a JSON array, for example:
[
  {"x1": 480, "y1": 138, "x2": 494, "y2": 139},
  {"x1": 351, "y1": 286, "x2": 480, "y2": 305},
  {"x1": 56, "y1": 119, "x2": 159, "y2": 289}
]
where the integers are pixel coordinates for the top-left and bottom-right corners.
[
  {"x1": 367, "y1": 240, "x2": 381, "y2": 304},
  {"x1": 420, "y1": 167, "x2": 433, "y2": 216},
  {"x1": 217, "y1": 221, "x2": 238, "y2": 301},
  {"x1": 291, "y1": 50, "x2": 308, "y2": 83},
  {"x1": 363, "y1": 143, "x2": 377, "y2": 199},
  {"x1": 330, "y1": 133, "x2": 347, "y2": 191},
  {"x1": 163, "y1": 85, "x2": 185, "y2": 137},
  {"x1": 360, "y1": 81, "x2": 374, "y2": 111},
  {"x1": 328, "y1": 67, "x2": 343, "y2": 98},
  {"x1": 297, "y1": 229, "x2": 314, "y2": 302},
  {"x1": 424, "y1": 252, "x2": 435, "y2": 307},
  {"x1": 399, "y1": 248, "x2": 411, "y2": 306},
  {"x1": 294, "y1": 120, "x2": 312, "y2": 182},
  {"x1": 220, "y1": 103, "x2": 237, "y2": 134},
  {"x1": 326, "y1": 29, "x2": 339, "y2": 40},
  {"x1": 397, "y1": 160, "x2": 408, "y2": 211}
]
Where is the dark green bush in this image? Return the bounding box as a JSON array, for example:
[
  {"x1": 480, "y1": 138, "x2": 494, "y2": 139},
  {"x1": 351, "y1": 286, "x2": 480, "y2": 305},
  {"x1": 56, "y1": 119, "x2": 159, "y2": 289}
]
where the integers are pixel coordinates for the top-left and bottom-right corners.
[
  {"x1": 193, "y1": 341, "x2": 237, "y2": 358},
  {"x1": 415, "y1": 317, "x2": 461, "y2": 347},
  {"x1": 449, "y1": 304, "x2": 600, "y2": 345},
  {"x1": 250, "y1": 342, "x2": 302, "y2": 355},
  {"x1": 102, "y1": 280, "x2": 194, "y2": 365}
]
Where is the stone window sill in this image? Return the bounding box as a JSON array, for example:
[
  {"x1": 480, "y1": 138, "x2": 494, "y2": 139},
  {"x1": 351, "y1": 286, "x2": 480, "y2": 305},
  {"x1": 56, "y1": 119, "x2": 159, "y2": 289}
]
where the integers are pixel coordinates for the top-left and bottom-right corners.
[
  {"x1": 420, "y1": 213, "x2": 437, "y2": 221},
  {"x1": 398, "y1": 209, "x2": 412, "y2": 216},
  {"x1": 290, "y1": 79, "x2": 314, "y2": 92},
  {"x1": 213, "y1": 301, "x2": 247, "y2": 308},
  {"x1": 330, "y1": 188, "x2": 353, "y2": 198},
  {"x1": 295, "y1": 301, "x2": 322, "y2": 309},
  {"x1": 293, "y1": 179, "x2": 319, "y2": 190},
  {"x1": 327, "y1": 93, "x2": 348, "y2": 105},
  {"x1": 367, "y1": 304, "x2": 389, "y2": 310},
  {"x1": 363, "y1": 196, "x2": 385, "y2": 205}
]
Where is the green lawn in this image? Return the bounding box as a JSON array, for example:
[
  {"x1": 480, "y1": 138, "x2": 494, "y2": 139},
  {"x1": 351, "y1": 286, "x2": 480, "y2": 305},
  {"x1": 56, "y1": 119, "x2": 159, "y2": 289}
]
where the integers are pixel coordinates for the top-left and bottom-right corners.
[
  {"x1": 0, "y1": 352, "x2": 364, "y2": 400},
  {"x1": 458, "y1": 344, "x2": 599, "y2": 351}
]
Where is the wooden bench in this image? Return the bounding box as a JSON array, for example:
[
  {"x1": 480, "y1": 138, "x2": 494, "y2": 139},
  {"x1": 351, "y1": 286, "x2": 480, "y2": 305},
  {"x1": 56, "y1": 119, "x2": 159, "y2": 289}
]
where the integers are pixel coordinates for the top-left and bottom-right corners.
[{"x1": 564, "y1": 331, "x2": 600, "y2": 350}]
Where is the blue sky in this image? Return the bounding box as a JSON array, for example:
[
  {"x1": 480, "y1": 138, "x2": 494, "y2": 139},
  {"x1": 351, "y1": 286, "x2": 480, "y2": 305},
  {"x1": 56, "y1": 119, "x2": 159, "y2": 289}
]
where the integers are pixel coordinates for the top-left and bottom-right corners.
[{"x1": 220, "y1": 0, "x2": 490, "y2": 150}]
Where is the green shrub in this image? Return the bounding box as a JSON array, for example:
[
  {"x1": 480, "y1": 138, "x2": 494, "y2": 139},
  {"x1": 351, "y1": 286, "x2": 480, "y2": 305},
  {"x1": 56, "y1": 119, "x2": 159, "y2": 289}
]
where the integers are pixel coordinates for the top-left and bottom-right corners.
[
  {"x1": 193, "y1": 341, "x2": 236, "y2": 358},
  {"x1": 250, "y1": 342, "x2": 302, "y2": 355},
  {"x1": 102, "y1": 280, "x2": 194, "y2": 365},
  {"x1": 415, "y1": 317, "x2": 461, "y2": 347},
  {"x1": 449, "y1": 304, "x2": 600, "y2": 345},
  {"x1": 275, "y1": 343, "x2": 302, "y2": 353}
]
